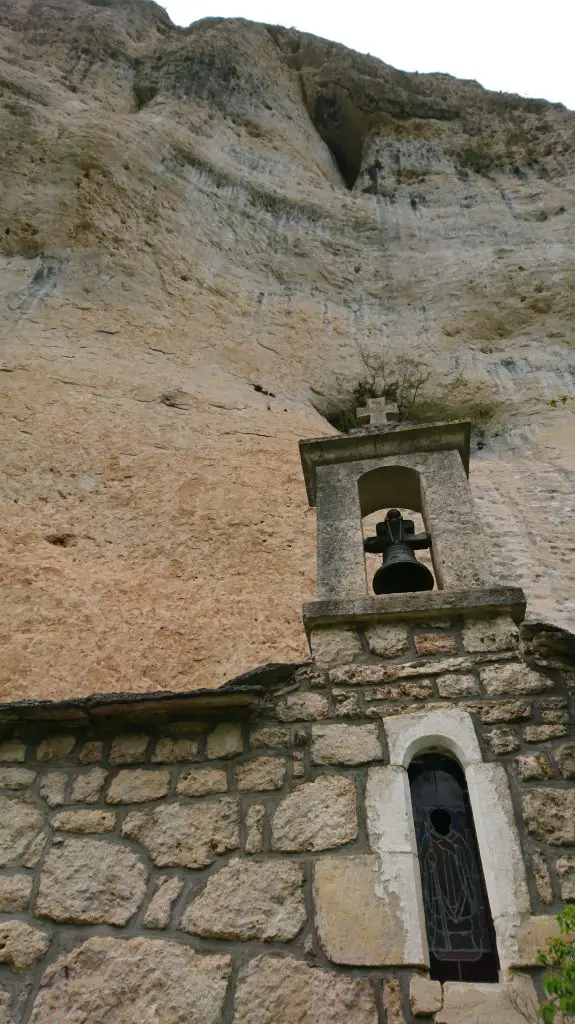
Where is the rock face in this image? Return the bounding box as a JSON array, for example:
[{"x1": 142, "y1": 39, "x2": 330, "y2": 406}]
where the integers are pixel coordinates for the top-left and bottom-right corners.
[
  {"x1": 1, "y1": 0, "x2": 575, "y2": 701},
  {"x1": 36, "y1": 838, "x2": 148, "y2": 924}
]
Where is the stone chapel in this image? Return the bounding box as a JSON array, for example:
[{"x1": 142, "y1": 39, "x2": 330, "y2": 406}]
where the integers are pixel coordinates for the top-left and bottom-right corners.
[{"x1": 0, "y1": 414, "x2": 574, "y2": 1023}]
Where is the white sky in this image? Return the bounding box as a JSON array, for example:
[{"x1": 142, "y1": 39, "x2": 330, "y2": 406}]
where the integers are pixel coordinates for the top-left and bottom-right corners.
[{"x1": 161, "y1": 0, "x2": 575, "y2": 111}]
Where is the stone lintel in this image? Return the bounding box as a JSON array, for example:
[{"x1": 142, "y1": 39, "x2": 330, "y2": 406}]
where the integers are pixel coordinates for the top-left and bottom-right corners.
[
  {"x1": 302, "y1": 587, "x2": 526, "y2": 636},
  {"x1": 299, "y1": 420, "x2": 471, "y2": 506}
]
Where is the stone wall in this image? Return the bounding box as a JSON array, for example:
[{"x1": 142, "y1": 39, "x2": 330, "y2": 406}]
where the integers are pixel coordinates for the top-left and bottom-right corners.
[{"x1": 0, "y1": 615, "x2": 573, "y2": 1022}]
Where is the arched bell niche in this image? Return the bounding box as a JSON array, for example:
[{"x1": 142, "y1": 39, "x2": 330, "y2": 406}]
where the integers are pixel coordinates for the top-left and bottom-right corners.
[
  {"x1": 408, "y1": 753, "x2": 499, "y2": 983},
  {"x1": 358, "y1": 465, "x2": 437, "y2": 595}
]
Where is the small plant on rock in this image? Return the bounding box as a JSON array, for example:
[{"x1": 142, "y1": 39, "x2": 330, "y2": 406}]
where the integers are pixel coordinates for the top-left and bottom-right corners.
[{"x1": 537, "y1": 904, "x2": 575, "y2": 1021}]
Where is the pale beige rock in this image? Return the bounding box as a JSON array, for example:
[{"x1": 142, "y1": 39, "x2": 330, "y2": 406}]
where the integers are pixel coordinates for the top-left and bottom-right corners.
[
  {"x1": 365, "y1": 625, "x2": 409, "y2": 658},
  {"x1": 233, "y1": 954, "x2": 378, "y2": 1023},
  {"x1": 276, "y1": 693, "x2": 329, "y2": 722},
  {"x1": 0, "y1": 766, "x2": 36, "y2": 789},
  {"x1": 292, "y1": 752, "x2": 305, "y2": 776},
  {"x1": 245, "y1": 803, "x2": 265, "y2": 853},
  {"x1": 414, "y1": 633, "x2": 457, "y2": 655},
  {"x1": 480, "y1": 662, "x2": 552, "y2": 695},
  {"x1": 107, "y1": 769, "x2": 170, "y2": 804},
  {"x1": 532, "y1": 851, "x2": 554, "y2": 905},
  {"x1": 463, "y1": 617, "x2": 519, "y2": 653},
  {"x1": 250, "y1": 726, "x2": 293, "y2": 749},
  {"x1": 272, "y1": 775, "x2": 356, "y2": 851},
  {"x1": 151, "y1": 738, "x2": 199, "y2": 763},
  {"x1": 71, "y1": 767, "x2": 108, "y2": 803},
  {"x1": 0, "y1": 796, "x2": 43, "y2": 867},
  {"x1": 0, "y1": 874, "x2": 32, "y2": 912},
  {"x1": 52, "y1": 810, "x2": 116, "y2": 833},
  {"x1": 310, "y1": 628, "x2": 363, "y2": 667},
  {"x1": 556, "y1": 854, "x2": 575, "y2": 900},
  {"x1": 332, "y1": 688, "x2": 362, "y2": 717},
  {"x1": 311, "y1": 724, "x2": 382, "y2": 765},
  {"x1": 514, "y1": 915, "x2": 562, "y2": 965},
  {"x1": 122, "y1": 799, "x2": 240, "y2": 867},
  {"x1": 182, "y1": 858, "x2": 305, "y2": 940},
  {"x1": 515, "y1": 754, "x2": 554, "y2": 780},
  {"x1": 77, "y1": 741, "x2": 103, "y2": 764},
  {"x1": 0, "y1": 989, "x2": 9, "y2": 1024},
  {"x1": 555, "y1": 744, "x2": 575, "y2": 778},
  {"x1": 144, "y1": 876, "x2": 183, "y2": 929},
  {"x1": 0, "y1": 920, "x2": 50, "y2": 971},
  {"x1": 177, "y1": 767, "x2": 227, "y2": 796},
  {"x1": 37, "y1": 736, "x2": 75, "y2": 762},
  {"x1": 0, "y1": 740, "x2": 25, "y2": 762},
  {"x1": 524, "y1": 724, "x2": 567, "y2": 742},
  {"x1": 484, "y1": 727, "x2": 520, "y2": 753},
  {"x1": 36, "y1": 838, "x2": 147, "y2": 924},
  {"x1": 40, "y1": 773, "x2": 67, "y2": 807},
  {"x1": 409, "y1": 975, "x2": 442, "y2": 1016},
  {"x1": 365, "y1": 681, "x2": 434, "y2": 700},
  {"x1": 523, "y1": 790, "x2": 575, "y2": 844},
  {"x1": 480, "y1": 701, "x2": 531, "y2": 723},
  {"x1": 29, "y1": 937, "x2": 231, "y2": 1024},
  {"x1": 236, "y1": 756, "x2": 285, "y2": 791},
  {"x1": 436, "y1": 977, "x2": 540, "y2": 1023},
  {"x1": 382, "y1": 979, "x2": 407, "y2": 1024},
  {"x1": 109, "y1": 734, "x2": 150, "y2": 765},
  {"x1": 437, "y1": 673, "x2": 478, "y2": 697},
  {"x1": 23, "y1": 832, "x2": 48, "y2": 869},
  {"x1": 206, "y1": 724, "x2": 243, "y2": 760}
]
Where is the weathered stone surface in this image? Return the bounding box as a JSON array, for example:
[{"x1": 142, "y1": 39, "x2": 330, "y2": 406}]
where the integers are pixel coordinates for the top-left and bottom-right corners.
[
  {"x1": 40, "y1": 773, "x2": 67, "y2": 807},
  {"x1": 250, "y1": 726, "x2": 293, "y2": 749},
  {"x1": 523, "y1": 789, "x2": 575, "y2": 844},
  {"x1": 37, "y1": 735, "x2": 75, "y2": 762},
  {"x1": 524, "y1": 724, "x2": 567, "y2": 742},
  {"x1": 409, "y1": 975, "x2": 442, "y2": 1016},
  {"x1": 182, "y1": 859, "x2": 305, "y2": 941},
  {"x1": 0, "y1": 740, "x2": 25, "y2": 762},
  {"x1": 144, "y1": 876, "x2": 183, "y2": 929},
  {"x1": 515, "y1": 754, "x2": 554, "y2": 780},
  {"x1": 365, "y1": 625, "x2": 409, "y2": 658},
  {"x1": 311, "y1": 724, "x2": 382, "y2": 765},
  {"x1": 0, "y1": 796, "x2": 43, "y2": 867},
  {"x1": 177, "y1": 767, "x2": 227, "y2": 796},
  {"x1": 152, "y1": 738, "x2": 199, "y2": 763},
  {"x1": 463, "y1": 617, "x2": 519, "y2": 653},
  {"x1": 0, "y1": 920, "x2": 50, "y2": 972},
  {"x1": 310, "y1": 628, "x2": 363, "y2": 667},
  {"x1": 206, "y1": 724, "x2": 243, "y2": 760},
  {"x1": 555, "y1": 743, "x2": 575, "y2": 778},
  {"x1": 436, "y1": 977, "x2": 539, "y2": 1023},
  {"x1": 532, "y1": 851, "x2": 553, "y2": 905},
  {"x1": 0, "y1": 989, "x2": 9, "y2": 1024},
  {"x1": 122, "y1": 799, "x2": 240, "y2": 867},
  {"x1": 314, "y1": 855, "x2": 407, "y2": 965},
  {"x1": 332, "y1": 688, "x2": 362, "y2": 717},
  {"x1": 382, "y1": 979, "x2": 407, "y2": 1024},
  {"x1": 480, "y1": 701, "x2": 531, "y2": 723},
  {"x1": 276, "y1": 693, "x2": 329, "y2": 722},
  {"x1": 365, "y1": 681, "x2": 433, "y2": 701},
  {"x1": 330, "y1": 664, "x2": 387, "y2": 686},
  {"x1": 233, "y1": 954, "x2": 378, "y2": 1024},
  {"x1": 540, "y1": 702, "x2": 569, "y2": 723},
  {"x1": 514, "y1": 915, "x2": 563, "y2": 965},
  {"x1": 480, "y1": 662, "x2": 552, "y2": 695},
  {"x1": 414, "y1": 633, "x2": 457, "y2": 655},
  {"x1": 245, "y1": 803, "x2": 265, "y2": 853},
  {"x1": 484, "y1": 727, "x2": 520, "y2": 754},
  {"x1": 236, "y1": 756, "x2": 285, "y2": 791},
  {"x1": 0, "y1": 874, "x2": 32, "y2": 912},
  {"x1": 272, "y1": 775, "x2": 356, "y2": 851},
  {"x1": 391, "y1": 656, "x2": 473, "y2": 679},
  {"x1": 52, "y1": 810, "x2": 116, "y2": 833},
  {"x1": 109, "y1": 734, "x2": 150, "y2": 765},
  {"x1": 23, "y1": 833, "x2": 48, "y2": 869},
  {"x1": 77, "y1": 741, "x2": 104, "y2": 764},
  {"x1": 292, "y1": 751, "x2": 305, "y2": 776},
  {"x1": 36, "y1": 838, "x2": 147, "y2": 924},
  {"x1": 29, "y1": 937, "x2": 231, "y2": 1024},
  {"x1": 0, "y1": 767, "x2": 36, "y2": 789},
  {"x1": 436, "y1": 673, "x2": 478, "y2": 697},
  {"x1": 556, "y1": 854, "x2": 575, "y2": 900},
  {"x1": 107, "y1": 769, "x2": 170, "y2": 804},
  {"x1": 72, "y1": 767, "x2": 107, "y2": 803}
]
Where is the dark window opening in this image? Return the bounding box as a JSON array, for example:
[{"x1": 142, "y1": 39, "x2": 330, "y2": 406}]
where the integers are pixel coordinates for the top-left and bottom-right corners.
[{"x1": 408, "y1": 754, "x2": 499, "y2": 983}]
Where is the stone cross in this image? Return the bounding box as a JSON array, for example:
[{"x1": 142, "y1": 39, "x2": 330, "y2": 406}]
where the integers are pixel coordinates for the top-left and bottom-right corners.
[{"x1": 356, "y1": 376, "x2": 399, "y2": 427}]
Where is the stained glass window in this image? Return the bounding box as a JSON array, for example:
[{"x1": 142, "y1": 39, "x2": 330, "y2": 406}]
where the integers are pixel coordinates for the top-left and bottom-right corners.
[{"x1": 409, "y1": 754, "x2": 499, "y2": 983}]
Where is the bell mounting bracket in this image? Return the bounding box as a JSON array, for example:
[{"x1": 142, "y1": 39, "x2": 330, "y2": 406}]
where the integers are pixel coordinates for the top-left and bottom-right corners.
[{"x1": 363, "y1": 509, "x2": 431, "y2": 554}]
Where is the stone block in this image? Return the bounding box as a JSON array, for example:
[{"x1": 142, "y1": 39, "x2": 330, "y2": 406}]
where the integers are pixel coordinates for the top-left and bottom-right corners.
[
  {"x1": 0, "y1": 874, "x2": 32, "y2": 912},
  {"x1": 330, "y1": 664, "x2": 387, "y2": 686},
  {"x1": 182, "y1": 858, "x2": 305, "y2": 941},
  {"x1": 37, "y1": 735, "x2": 75, "y2": 762},
  {"x1": 556, "y1": 854, "x2": 575, "y2": 900},
  {"x1": 436, "y1": 977, "x2": 539, "y2": 1024},
  {"x1": 414, "y1": 633, "x2": 457, "y2": 655},
  {"x1": 523, "y1": 789, "x2": 575, "y2": 844},
  {"x1": 365, "y1": 624, "x2": 409, "y2": 658},
  {"x1": 29, "y1": 937, "x2": 231, "y2": 1024},
  {"x1": 250, "y1": 726, "x2": 292, "y2": 749},
  {"x1": 0, "y1": 988, "x2": 9, "y2": 1024},
  {"x1": 515, "y1": 754, "x2": 554, "y2": 780},
  {"x1": 480, "y1": 662, "x2": 552, "y2": 696},
  {"x1": 23, "y1": 833, "x2": 48, "y2": 869},
  {"x1": 206, "y1": 724, "x2": 243, "y2": 759},
  {"x1": 276, "y1": 693, "x2": 329, "y2": 722},
  {"x1": 0, "y1": 920, "x2": 50, "y2": 971},
  {"x1": 513, "y1": 914, "x2": 563, "y2": 965},
  {"x1": 463, "y1": 616, "x2": 519, "y2": 653},
  {"x1": 77, "y1": 741, "x2": 103, "y2": 764},
  {"x1": 311, "y1": 724, "x2": 382, "y2": 765},
  {"x1": 555, "y1": 744, "x2": 575, "y2": 778},
  {"x1": 480, "y1": 701, "x2": 531, "y2": 723},
  {"x1": 390, "y1": 656, "x2": 473, "y2": 679},
  {"x1": 72, "y1": 767, "x2": 107, "y2": 803},
  {"x1": 271, "y1": 775, "x2": 356, "y2": 852},
  {"x1": 366, "y1": 766, "x2": 416, "y2": 855},
  {"x1": 382, "y1": 979, "x2": 407, "y2": 1024},
  {"x1": 245, "y1": 803, "x2": 265, "y2": 853},
  {"x1": 109, "y1": 734, "x2": 149, "y2": 765},
  {"x1": 409, "y1": 975, "x2": 442, "y2": 1015},
  {"x1": 107, "y1": 769, "x2": 170, "y2": 804},
  {"x1": 365, "y1": 681, "x2": 433, "y2": 700},
  {"x1": 0, "y1": 740, "x2": 25, "y2": 762},
  {"x1": 177, "y1": 768, "x2": 227, "y2": 796},
  {"x1": 384, "y1": 707, "x2": 482, "y2": 770},
  {"x1": 144, "y1": 876, "x2": 183, "y2": 929},
  {"x1": 309, "y1": 627, "x2": 363, "y2": 667},
  {"x1": 236, "y1": 756, "x2": 285, "y2": 791},
  {"x1": 233, "y1": 954, "x2": 378, "y2": 1024},
  {"x1": 524, "y1": 724, "x2": 567, "y2": 742},
  {"x1": 39, "y1": 773, "x2": 67, "y2": 807},
  {"x1": 36, "y1": 838, "x2": 147, "y2": 925},
  {"x1": 436, "y1": 673, "x2": 478, "y2": 697},
  {"x1": 532, "y1": 850, "x2": 553, "y2": 905},
  {"x1": 122, "y1": 799, "x2": 240, "y2": 868},
  {"x1": 0, "y1": 795, "x2": 42, "y2": 867},
  {"x1": 332, "y1": 689, "x2": 362, "y2": 717},
  {"x1": 0, "y1": 767, "x2": 36, "y2": 789},
  {"x1": 484, "y1": 727, "x2": 520, "y2": 754},
  {"x1": 52, "y1": 810, "x2": 116, "y2": 833},
  {"x1": 151, "y1": 738, "x2": 199, "y2": 763},
  {"x1": 292, "y1": 752, "x2": 305, "y2": 777}
]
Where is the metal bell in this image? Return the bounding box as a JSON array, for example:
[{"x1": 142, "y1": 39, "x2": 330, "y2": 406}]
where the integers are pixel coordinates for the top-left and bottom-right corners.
[{"x1": 372, "y1": 543, "x2": 435, "y2": 595}]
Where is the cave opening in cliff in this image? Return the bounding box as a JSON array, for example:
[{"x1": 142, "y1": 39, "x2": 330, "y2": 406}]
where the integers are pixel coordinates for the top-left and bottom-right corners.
[{"x1": 310, "y1": 93, "x2": 364, "y2": 190}]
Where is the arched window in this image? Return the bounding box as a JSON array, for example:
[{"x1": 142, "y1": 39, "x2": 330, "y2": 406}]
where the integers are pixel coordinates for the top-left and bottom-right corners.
[{"x1": 408, "y1": 753, "x2": 499, "y2": 983}]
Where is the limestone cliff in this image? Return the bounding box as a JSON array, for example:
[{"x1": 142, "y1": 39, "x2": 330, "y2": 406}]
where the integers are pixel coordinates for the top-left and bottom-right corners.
[{"x1": 1, "y1": 0, "x2": 574, "y2": 699}]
